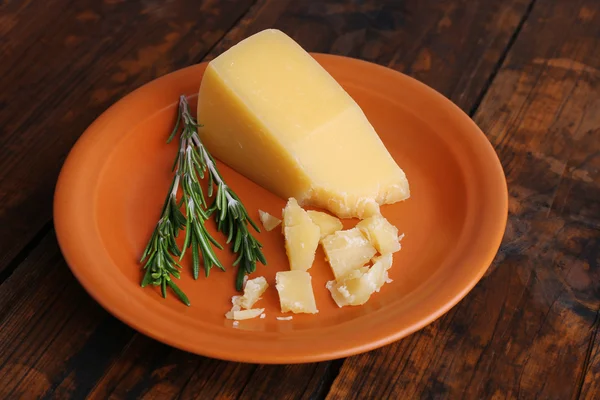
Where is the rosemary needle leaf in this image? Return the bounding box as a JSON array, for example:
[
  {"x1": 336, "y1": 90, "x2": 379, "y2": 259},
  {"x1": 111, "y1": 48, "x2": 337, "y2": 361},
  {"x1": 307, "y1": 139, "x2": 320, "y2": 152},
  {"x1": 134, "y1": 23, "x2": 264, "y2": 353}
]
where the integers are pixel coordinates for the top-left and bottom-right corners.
[
  {"x1": 248, "y1": 216, "x2": 261, "y2": 233},
  {"x1": 191, "y1": 232, "x2": 200, "y2": 280},
  {"x1": 167, "y1": 280, "x2": 190, "y2": 306},
  {"x1": 256, "y1": 248, "x2": 267, "y2": 265},
  {"x1": 181, "y1": 214, "x2": 192, "y2": 255},
  {"x1": 167, "y1": 109, "x2": 181, "y2": 143},
  {"x1": 208, "y1": 172, "x2": 214, "y2": 197},
  {"x1": 232, "y1": 253, "x2": 242, "y2": 267},
  {"x1": 236, "y1": 265, "x2": 246, "y2": 292},
  {"x1": 141, "y1": 268, "x2": 153, "y2": 287},
  {"x1": 161, "y1": 279, "x2": 167, "y2": 299}
]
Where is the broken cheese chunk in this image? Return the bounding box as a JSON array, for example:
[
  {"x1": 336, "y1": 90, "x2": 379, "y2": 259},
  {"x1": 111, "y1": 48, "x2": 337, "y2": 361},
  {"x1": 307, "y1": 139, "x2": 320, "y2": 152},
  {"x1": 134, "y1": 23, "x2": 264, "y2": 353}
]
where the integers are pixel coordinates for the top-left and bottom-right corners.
[
  {"x1": 327, "y1": 254, "x2": 393, "y2": 307},
  {"x1": 232, "y1": 276, "x2": 269, "y2": 309},
  {"x1": 282, "y1": 198, "x2": 320, "y2": 271},
  {"x1": 258, "y1": 210, "x2": 281, "y2": 231},
  {"x1": 322, "y1": 228, "x2": 377, "y2": 280},
  {"x1": 197, "y1": 29, "x2": 409, "y2": 219},
  {"x1": 275, "y1": 270, "x2": 318, "y2": 314},
  {"x1": 357, "y1": 215, "x2": 402, "y2": 254},
  {"x1": 307, "y1": 210, "x2": 343, "y2": 240}
]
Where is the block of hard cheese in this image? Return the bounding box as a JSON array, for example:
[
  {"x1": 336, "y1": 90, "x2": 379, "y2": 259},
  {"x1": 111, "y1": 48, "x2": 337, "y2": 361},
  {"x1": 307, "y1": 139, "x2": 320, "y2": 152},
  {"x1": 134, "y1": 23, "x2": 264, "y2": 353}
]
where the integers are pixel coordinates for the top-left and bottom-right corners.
[{"x1": 197, "y1": 29, "x2": 409, "y2": 218}]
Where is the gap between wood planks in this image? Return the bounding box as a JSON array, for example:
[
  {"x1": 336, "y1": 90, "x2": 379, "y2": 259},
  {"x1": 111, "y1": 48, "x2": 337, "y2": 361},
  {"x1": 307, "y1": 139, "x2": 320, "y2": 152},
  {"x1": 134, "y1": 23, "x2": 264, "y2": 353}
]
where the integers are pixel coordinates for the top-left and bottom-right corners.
[
  {"x1": 467, "y1": 0, "x2": 538, "y2": 117},
  {"x1": 0, "y1": 0, "x2": 543, "y2": 397}
]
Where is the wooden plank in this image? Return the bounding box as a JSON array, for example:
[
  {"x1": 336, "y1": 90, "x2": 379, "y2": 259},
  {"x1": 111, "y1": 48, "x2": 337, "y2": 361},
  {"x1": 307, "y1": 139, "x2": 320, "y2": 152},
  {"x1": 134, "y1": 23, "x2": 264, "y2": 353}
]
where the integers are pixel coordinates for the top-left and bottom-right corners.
[
  {"x1": 328, "y1": 0, "x2": 600, "y2": 399},
  {"x1": 0, "y1": 0, "x2": 254, "y2": 275},
  {"x1": 580, "y1": 314, "x2": 600, "y2": 399},
  {"x1": 0, "y1": 0, "x2": 536, "y2": 398},
  {"x1": 0, "y1": 233, "x2": 136, "y2": 399}
]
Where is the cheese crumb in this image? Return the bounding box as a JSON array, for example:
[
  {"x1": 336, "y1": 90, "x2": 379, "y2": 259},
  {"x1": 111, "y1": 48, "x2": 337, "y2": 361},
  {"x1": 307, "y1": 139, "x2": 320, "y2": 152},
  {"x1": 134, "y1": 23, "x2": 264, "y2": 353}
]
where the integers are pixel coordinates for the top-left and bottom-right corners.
[
  {"x1": 259, "y1": 210, "x2": 282, "y2": 231},
  {"x1": 225, "y1": 308, "x2": 265, "y2": 321},
  {"x1": 277, "y1": 316, "x2": 293, "y2": 321},
  {"x1": 260, "y1": 313, "x2": 266, "y2": 319}
]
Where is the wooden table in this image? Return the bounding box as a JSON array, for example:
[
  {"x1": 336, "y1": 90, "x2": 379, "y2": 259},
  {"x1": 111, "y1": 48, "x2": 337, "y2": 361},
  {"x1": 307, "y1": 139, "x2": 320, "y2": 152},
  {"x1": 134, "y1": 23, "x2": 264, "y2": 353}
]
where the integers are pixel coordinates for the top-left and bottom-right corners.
[{"x1": 1, "y1": 0, "x2": 599, "y2": 398}]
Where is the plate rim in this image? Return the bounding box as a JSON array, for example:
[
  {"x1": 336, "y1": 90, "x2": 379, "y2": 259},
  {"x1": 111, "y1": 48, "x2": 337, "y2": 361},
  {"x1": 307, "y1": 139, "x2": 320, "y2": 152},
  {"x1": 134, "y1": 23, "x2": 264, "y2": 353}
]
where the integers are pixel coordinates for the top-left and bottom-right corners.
[{"x1": 53, "y1": 54, "x2": 508, "y2": 363}]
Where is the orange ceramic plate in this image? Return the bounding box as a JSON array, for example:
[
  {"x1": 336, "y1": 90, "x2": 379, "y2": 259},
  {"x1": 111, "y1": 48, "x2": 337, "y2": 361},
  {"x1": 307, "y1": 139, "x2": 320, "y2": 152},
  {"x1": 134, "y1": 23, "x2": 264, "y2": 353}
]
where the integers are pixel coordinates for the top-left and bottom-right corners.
[{"x1": 54, "y1": 54, "x2": 507, "y2": 364}]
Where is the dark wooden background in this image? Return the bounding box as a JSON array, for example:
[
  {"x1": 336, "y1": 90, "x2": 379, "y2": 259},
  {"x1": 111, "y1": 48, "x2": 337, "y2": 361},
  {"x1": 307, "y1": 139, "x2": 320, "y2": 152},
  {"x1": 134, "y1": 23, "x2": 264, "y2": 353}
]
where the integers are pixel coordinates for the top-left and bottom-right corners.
[{"x1": 1, "y1": 0, "x2": 599, "y2": 398}]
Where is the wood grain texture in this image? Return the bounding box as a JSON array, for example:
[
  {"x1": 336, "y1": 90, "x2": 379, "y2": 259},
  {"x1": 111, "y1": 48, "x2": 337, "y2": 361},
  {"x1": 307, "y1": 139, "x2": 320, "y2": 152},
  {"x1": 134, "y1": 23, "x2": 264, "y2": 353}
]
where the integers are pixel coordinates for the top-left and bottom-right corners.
[
  {"x1": 0, "y1": 0, "x2": 254, "y2": 276},
  {"x1": 1, "y1": 0, "x2": 587, "y2": 398},
  {"x1": 83, "y1": 1, "x2": 533, "y2": 398},
  {"x1": 0, "y1": 233, "x2": 136, "y2": 399},
  {"x1": 581, "y1": 313, "x2": 600, "y2": 400},
  {"x1": 327, "y1": 0, "x2": 600, "y2": 399}
]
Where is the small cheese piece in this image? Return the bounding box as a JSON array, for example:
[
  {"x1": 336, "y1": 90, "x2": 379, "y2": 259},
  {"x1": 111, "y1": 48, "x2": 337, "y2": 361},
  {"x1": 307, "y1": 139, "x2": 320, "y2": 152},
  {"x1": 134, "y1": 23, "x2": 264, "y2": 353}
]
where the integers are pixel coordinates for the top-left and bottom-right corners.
[
  {"x1": 372, "y1": 253, "x2": 393, "y2": 271},
  {"x1": 327, "y1": 254, "x2": 393, "y2": 307},
  {"x1": 258, "y1": 210, "x2": 281, "y2": 231},
  {"x1": 225, "y1": 308, "x2": 265, "y2": 320},
  {"x1": 357, "y1": 215, "x2": 402, "y2": 254},
  {"x1": 232, "y1": 276, "x2": 269, "y2": 309},
  {"x1": 197, "y1": 29, "x2": 409, "y2": 219},
  {"x1": 282, "y1": 198, "x2": 320, "y2": 271},
  {"x1": 322, "y1": 228, "x2": 377, "y2": 280},
  {"x1": 307, "y1": 210, "x2": 343, "y2": 239},
  {"x1": 326, "y1": 268, "x2": 367, "y2": 307},
  {"x1": 275, "y1": 270, "x2": 318, "y2": 314}
]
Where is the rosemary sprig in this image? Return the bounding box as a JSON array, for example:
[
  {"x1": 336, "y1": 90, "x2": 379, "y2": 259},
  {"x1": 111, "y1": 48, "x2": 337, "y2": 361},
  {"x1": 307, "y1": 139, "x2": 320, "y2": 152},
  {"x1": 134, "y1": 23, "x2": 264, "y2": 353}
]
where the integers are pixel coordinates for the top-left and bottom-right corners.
[
  {"x1": 139, "y1": 97, "x2": 223, "y2": 305},
  {"x1": 140, "y1": 95, "x2": 267, "y2": 305},
  {"x1": 140, "y1": 176, "x2": 190, "y2": 306},
  {"x1": 172, "y1": 97, "x2": 224, "y2": 279},
  {"x1": 179, "y1": 96, "x2": 267, "y2": 291}
]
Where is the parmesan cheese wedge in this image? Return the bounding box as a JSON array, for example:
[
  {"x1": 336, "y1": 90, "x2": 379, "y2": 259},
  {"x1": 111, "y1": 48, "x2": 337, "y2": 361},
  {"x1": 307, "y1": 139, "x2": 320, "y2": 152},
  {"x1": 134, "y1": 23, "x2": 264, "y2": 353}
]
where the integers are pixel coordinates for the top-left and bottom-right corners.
[{"x1": 197, "y1": 29, "x2": 409, "y2": 219}]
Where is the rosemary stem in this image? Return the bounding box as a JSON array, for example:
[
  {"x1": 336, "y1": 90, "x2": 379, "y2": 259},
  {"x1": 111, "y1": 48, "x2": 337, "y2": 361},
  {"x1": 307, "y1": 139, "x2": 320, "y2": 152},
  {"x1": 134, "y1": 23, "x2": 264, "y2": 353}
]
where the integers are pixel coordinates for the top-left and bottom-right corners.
[
  {"x1": 191, "y1": 134, "x2": 237, "y2": 206},
  {"x1": 171, "y1": 175, "x2": 180, "y2": 199}
]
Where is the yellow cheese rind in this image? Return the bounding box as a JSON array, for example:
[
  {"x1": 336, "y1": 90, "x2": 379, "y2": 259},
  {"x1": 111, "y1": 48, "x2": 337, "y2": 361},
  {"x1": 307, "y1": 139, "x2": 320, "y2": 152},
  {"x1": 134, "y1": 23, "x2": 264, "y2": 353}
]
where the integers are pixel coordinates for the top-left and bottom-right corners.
[
  {"x1": 307, "y1": 210, "x2": 343, "y2": 240},
  {"x1": 258, "y1": 210, "x2": 281, "y2": 231},
  {"x1": 282, "y1": 198, "x2": 320, "y2": 271},
  {"x1": 197, "y1": 29, "x2": 409, "y2": 219},
  {"x1": 357, "y1": 215, "x2": 402, "y2": 254},
  {"x1": 275, "y1": 270, "x2": 318, "y2": 314},
  {"x1": 321, "y1": 228, "x2": 377, "y2": 280}
]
